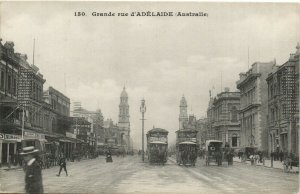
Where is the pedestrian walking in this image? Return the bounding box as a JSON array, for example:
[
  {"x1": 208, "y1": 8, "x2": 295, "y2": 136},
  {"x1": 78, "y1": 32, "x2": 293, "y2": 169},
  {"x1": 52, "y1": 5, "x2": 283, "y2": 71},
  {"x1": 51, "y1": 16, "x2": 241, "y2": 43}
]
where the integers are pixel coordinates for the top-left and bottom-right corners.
[
  {"x1": 57, "y1": 154, "x2": 68, "y2": 176},
  {"x1": 279, "y1": 150, "x2": 284, "y2": 162},
  {"x1": 20, "y1": 146, "x2": 44, "y2": 194}
]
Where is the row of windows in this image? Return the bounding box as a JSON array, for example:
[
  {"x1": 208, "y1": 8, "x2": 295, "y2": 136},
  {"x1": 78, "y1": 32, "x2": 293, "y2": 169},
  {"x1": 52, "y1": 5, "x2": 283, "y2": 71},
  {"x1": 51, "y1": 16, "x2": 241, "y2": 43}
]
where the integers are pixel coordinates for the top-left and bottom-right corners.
[
  {"x1": 212, "y1": 106, "x2": 238, "y2": 122},
  {"x1": 51, "y1": 99, "x2": 70, "y2": 116},
  {"x1": 0, "y1": 69, "x2": 18, "y2": 96},
  {"x1": 31, "y1": 81, "x2": 43, "y2": 101},
  {"x1": 241, "y1": 114, "x2": 257, "y2": 131},
  {"x1": 241, "y1": 87, "x2": 256, "y2": 107}
]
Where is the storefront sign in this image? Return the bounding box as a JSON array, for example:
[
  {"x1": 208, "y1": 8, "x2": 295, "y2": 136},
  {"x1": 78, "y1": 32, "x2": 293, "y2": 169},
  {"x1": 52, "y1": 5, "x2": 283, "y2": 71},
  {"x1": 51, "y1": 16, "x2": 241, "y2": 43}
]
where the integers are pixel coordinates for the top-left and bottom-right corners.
[
  {"x1": 178, "y1": 137, "x2": 197, "y2": 143},
  {"x1": 149, "y1": 136, "x2": 167, "y2": 143},
  {"x1": 5, "y1": 134, "x2": 21, "y2": 141},
  {"x1": 23, "y1": 131, "x2": 45, "y2": 140},
  {"x1": 0, "y1": 133, "x2": 4, "y2": 139},
  {"x1": 24, "y1": 131, "x2": 36, "y2": 137}
]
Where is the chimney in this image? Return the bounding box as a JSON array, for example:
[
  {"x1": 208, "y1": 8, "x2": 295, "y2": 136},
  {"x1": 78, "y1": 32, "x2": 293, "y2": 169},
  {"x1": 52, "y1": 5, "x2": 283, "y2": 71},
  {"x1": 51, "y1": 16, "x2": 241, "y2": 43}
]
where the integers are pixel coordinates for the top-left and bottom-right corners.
[{"x1": 224, "y1": 87, "x2": 230, "y2": 92}]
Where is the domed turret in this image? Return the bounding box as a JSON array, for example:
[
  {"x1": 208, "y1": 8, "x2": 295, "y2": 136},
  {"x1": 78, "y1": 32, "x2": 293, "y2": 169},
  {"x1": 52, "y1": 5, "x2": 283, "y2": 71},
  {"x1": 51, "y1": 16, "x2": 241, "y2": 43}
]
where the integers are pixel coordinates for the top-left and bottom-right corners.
[
  {"x1": 180, "y1": 95, "x2": 187, "y2": 107},
  {"x1": 121, "y1": 87, "x2": 128, "y2": 98}
]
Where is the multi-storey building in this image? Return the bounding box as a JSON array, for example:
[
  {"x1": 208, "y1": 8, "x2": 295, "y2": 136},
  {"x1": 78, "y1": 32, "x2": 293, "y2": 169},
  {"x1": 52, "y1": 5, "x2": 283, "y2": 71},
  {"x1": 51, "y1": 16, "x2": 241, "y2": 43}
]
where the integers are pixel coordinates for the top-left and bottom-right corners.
[
  {"x1": 103, "y1": 118, "x2": 121, "y2": 149},
  {"x1": 0, "y1": 40, "x2": 22, "y2": 165},
  {"x1": 206, "y1": 91, "x2": 216, "y2": 140},
  {"x1": 43, "y1": 86, "x2": 71, "y2": 135},
  {"x1": 18, "y1": 53, "x2": 46, "y2": 133},
  {"x1": 195, "y1": 118, "x2": 208, "y2": 149},
  {"x1": 237, "y1": 61, "x2": 274, "y2": 153},
  {"x1": 211, "y1": 88, "x2": 240, "y2": 149},
  {"x1": 266, "y1": 44, "x2": 299, "y2": 156},
  {"x1": 43, "y1": 86, "x2": 70, "y2": 117}
]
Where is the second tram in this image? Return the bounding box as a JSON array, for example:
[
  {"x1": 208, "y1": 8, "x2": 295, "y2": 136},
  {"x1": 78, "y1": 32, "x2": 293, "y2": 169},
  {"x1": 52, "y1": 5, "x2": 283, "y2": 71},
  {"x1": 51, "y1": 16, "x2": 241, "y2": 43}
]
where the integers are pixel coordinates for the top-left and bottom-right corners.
[
  {"x1": 176, "y1": 129, "x2": 198, "y2": 166},
  {"x1": 146, "y1": 127, "x2": 169, "y2": 164}
]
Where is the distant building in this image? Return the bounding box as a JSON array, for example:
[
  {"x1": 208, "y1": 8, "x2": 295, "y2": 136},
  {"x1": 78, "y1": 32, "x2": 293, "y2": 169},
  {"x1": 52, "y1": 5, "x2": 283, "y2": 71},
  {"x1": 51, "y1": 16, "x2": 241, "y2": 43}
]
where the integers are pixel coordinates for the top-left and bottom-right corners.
[
  {"x1": 237, "y1": 61, "x2": 274, "y2": 152},
  {"x1": 71, "y1": 102, "x2": 99, "y2": 148},
  {"x1": 179, "y1": 95, "x2": 188, "y2": 130},
  {"x1": 206, "y1": 91, "x2": 216, "y2": 140},
  {"x1": 266, "y1": 43, "x2": 299, "y2": 156},
  {"x1": 211, "y1": 88, "x2": 240, "y2": 149},
  {"x1": 43, "y1": 86, "x2": 70, "y2": 117},
  {"x1": 104, "y1": 118, "x2": 121, "y2": 149},
  {"x1": 118, "y1": 87, "x2": 130, "y2": 151},
  {"x1": 195, "y1": 118, "x2": 208, "y2": 148}
]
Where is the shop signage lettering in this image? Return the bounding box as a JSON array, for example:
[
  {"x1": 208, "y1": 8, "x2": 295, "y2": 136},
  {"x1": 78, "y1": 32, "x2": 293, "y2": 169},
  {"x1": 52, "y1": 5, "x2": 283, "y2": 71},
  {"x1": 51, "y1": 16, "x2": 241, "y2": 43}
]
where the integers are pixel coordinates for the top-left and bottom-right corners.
[
  {"x1": 0, "y1": 133, "x2": 4, "y2": 139},
  {"x1": 5, "y1": 134, "x2": 21, "y2": 140},
  {"x1": 149, "y1": 136, "x2": 167, "y2": 143},
  {"x1": 178, "y1": 137, "x2": 197, "y2": 143},
  {"x1": 24, "y1": 131, "x2": 36, "y2": 137}
]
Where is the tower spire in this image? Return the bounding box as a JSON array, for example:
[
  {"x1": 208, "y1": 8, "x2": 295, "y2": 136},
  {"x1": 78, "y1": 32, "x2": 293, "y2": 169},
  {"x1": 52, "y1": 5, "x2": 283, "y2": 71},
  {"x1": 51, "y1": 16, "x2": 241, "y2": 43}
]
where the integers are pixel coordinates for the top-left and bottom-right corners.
[{"x1": 32, "y1": 38, "x2": 35, "y2": 65}]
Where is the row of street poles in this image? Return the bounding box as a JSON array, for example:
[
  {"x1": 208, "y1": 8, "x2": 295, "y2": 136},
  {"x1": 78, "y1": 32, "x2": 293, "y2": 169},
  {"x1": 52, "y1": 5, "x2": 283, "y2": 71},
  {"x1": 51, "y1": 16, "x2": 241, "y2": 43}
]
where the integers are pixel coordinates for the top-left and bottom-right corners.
[{"x1": 140, "y1": 98, "x2": 146, "y2": 162}]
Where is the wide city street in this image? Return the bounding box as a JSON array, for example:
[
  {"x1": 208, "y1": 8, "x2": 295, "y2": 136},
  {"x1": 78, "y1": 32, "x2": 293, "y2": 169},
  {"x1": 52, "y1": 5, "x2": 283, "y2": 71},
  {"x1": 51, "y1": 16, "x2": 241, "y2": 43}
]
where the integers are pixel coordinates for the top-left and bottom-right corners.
[{"x1": 0, "y1": 155, "x2": 298, "y2": 194}]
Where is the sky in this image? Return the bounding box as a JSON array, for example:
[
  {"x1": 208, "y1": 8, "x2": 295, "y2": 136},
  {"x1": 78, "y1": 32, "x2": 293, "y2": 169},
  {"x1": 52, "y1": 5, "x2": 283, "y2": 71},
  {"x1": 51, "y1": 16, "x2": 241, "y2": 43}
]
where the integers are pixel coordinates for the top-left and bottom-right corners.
[{"x1": 0, "y1": 2, "x2": 299, "y2": 148}]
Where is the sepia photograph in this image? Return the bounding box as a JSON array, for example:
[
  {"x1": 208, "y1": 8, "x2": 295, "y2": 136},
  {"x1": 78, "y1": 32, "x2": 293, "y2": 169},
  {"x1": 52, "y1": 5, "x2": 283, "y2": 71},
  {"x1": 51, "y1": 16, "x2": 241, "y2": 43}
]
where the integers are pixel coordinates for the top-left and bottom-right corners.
[{"x1": 0, "y1": 1, "x2": 299, "y2": 193}]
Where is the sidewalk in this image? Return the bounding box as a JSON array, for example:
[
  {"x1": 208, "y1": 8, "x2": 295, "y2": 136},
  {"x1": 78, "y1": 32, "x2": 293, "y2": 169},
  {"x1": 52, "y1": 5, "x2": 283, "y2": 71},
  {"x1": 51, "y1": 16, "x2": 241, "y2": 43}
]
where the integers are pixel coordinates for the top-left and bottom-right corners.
[
  {"x1": 233, "y1": 157, "x2": 299, "y2": 173},
  {"x1": 0, "y1": 165, "x2": 22, "y2": 171}
]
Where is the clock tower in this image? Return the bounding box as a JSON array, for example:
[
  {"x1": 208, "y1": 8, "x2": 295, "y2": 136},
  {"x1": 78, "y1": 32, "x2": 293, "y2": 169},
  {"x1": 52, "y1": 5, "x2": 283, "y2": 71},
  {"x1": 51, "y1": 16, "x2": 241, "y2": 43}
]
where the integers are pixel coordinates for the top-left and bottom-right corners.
[
  {"x1": 179, "y1": 95, "x2": 188, "y2": 130},
  {"x1": 118, "y1": 87, "x2": 130, "y2": 151}
]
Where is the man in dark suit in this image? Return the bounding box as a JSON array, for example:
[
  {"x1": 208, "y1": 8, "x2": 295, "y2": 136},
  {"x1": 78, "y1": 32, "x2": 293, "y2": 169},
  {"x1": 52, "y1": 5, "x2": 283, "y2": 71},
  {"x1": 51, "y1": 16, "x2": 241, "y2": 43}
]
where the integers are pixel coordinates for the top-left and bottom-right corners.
[
  {"x1": 57, "y1": 154, "x2": 68, "y2": 176},
  {"x1": 20, "y1": 146, "x2": 44, "y2": 194}
]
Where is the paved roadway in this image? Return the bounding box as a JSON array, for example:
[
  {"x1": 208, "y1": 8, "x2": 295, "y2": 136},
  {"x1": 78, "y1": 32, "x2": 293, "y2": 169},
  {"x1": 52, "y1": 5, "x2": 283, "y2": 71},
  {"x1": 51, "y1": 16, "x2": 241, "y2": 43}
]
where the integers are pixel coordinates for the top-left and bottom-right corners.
[{"x1": 0, "y1": 155, "x2": 298, "y2": 193}]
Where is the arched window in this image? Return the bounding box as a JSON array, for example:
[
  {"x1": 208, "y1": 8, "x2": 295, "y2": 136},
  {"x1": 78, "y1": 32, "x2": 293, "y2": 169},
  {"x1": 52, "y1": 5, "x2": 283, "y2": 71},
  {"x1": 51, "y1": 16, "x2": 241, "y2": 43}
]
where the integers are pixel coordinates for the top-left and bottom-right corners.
[{"x1": 232, "y1": 133, "x2": 238, "y2": 147}]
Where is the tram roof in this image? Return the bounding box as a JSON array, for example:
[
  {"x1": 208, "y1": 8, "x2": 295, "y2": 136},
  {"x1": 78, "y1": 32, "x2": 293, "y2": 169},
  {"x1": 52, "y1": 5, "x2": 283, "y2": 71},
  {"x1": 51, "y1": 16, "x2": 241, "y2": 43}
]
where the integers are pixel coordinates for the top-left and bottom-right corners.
[
  {"x1": 150, "y1": 141, "x2": 167, "y2": 144},
  {"x1": 147, "y1": 128, "x2": 168, "y2": 134},
  {"x1": 179, "y1": 141, "x2": 197, "y2": 145},
  {"x1": 175, "y1": 129, "x2": 198, "y2": 133}
]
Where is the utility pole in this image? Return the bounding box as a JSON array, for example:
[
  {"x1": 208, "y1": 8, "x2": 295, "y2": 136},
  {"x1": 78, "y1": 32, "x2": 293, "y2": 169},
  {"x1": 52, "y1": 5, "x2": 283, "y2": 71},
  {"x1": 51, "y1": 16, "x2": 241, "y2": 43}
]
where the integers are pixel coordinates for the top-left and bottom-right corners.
[
  {"x1": 22, "y1": 106, "x2": 25, "y2": 140},
  {"x1": 140, "y1": 98, "x2": 146, "y2": 162}
]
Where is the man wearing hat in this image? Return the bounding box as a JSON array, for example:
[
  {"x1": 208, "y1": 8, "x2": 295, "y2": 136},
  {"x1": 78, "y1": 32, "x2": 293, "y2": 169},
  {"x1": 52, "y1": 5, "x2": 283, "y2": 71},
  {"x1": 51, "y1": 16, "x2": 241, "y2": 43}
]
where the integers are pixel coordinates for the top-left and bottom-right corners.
[{"x1": 20, "y1": 146, "x2": 44, "y2": 194}]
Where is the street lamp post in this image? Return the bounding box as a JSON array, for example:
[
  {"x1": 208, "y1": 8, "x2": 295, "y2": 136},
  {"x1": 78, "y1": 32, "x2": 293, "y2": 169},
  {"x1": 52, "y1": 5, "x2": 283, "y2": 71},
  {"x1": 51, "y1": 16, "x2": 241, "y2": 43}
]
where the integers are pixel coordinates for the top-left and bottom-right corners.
[{"x1": 140, "y1": 98, "x2": 146, "y2": 162}]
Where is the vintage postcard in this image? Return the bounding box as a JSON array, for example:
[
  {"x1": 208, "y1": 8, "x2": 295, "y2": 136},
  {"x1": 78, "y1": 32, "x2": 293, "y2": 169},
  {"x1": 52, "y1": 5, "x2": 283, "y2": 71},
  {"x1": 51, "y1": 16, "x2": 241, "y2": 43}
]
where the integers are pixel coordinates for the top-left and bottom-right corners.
[{"x1": 0, "y1": 1, "x2": 299, "y2": 194}]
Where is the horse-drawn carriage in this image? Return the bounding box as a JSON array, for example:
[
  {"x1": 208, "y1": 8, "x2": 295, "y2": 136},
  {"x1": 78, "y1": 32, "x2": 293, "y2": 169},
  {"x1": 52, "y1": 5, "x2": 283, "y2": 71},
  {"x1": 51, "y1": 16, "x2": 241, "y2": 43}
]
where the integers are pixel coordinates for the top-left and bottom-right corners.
[
  {"x1": 146, "y1": 127, "x2": 169, "y2": 164},
  {"x1": 176, "y1": 129, "x2": 198, "y2": 166}
]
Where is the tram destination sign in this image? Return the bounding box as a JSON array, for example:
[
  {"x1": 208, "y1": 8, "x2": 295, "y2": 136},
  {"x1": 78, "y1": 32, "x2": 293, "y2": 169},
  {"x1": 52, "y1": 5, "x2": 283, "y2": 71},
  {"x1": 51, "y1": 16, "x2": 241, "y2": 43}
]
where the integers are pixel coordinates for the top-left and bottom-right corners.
[{"x1": 149, "y1": 136, "x2": 167, "y2": 143}]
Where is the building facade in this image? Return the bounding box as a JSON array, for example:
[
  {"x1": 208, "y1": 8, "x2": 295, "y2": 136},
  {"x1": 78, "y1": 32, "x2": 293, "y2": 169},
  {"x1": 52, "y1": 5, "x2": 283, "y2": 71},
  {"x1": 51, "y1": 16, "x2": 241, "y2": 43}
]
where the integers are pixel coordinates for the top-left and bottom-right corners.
[
  {"x1": 206, "y1": 92, "x2": 216, "y2": 141},
  {"x1": 237, "y1": 61, "x2": 274, "y2": 153},
  {"x1": 179, "y1": 95, "x2": 188, "y2": 130},
  {"x1": 118, "y1": 87, "x2": 130, "y2": 151},
  {"x1": 0, "y1": 40, "x2": 22, "y2": 165},
  {"x1": 266, "y1": 44, "x2": 299, "y2": 156},
  {"x1": 103, "y1": 119, "x2": 121, "y2": 149},
  {"x1": 196, "y1": 118, "x2": 208, "y2": 149},
  {"x1": 211, "y1": 88, "x2": 241, "y2": 149}
]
